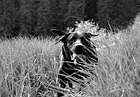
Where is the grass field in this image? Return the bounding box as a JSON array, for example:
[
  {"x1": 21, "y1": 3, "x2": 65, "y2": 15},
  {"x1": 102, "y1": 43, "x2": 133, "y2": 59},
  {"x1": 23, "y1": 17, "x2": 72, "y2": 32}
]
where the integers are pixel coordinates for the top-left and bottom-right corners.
[{"x1": 0, "y1": 16, "x2": 140, "y2": 97}]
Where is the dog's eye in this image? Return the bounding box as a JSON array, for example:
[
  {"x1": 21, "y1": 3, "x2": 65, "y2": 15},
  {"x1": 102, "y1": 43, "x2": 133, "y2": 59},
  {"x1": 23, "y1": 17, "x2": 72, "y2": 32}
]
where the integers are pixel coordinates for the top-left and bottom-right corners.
[
  {"x1": 81, "y1": 37, "x2": 89, "y2": 44},
  {"x1": 69, "y1": 37, "x2": 76, "y2": 43}
]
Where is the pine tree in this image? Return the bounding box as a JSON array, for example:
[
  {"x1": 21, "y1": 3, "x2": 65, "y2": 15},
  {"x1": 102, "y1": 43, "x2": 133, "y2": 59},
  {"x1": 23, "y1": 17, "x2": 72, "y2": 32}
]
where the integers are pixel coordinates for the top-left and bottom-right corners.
[
  {"x1": 97, "y1": 0, "x2": 138, "y2": 30},
  {"x1": 20, "y1": 0, "x2": 51, "y2": 37},
  {"x1": 0, "y1": 0, "x2": 15, "y2": 38},
  {"x1": 33, "y1": 0, "x2": 51, "y2": 37},
  {"x1": 49, "y1": 0, "x2": 60, "y2": 29},
  {"x1": 84, "y1": 0, "x2": 98, "y2": 21},
  {"x1": 64, "y1": 0, "x2": 86, "y2": 28}
]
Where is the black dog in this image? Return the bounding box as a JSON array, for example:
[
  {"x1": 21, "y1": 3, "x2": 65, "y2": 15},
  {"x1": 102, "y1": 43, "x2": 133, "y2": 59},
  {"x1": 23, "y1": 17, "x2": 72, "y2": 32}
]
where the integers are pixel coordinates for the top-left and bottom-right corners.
[{"x1": 51, "y1": 29, "x2": 98, "y2": 97}]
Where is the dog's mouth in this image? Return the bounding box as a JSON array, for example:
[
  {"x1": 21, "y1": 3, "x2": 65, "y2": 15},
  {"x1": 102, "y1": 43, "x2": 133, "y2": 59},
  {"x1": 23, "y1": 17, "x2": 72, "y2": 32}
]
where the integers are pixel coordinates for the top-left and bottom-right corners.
[
  {"x1": 71, "y1": 45, "x2": 90, "y2": 64},
  {"x1": 71, "y1": 53, "x2": 87, "y2": 64}
]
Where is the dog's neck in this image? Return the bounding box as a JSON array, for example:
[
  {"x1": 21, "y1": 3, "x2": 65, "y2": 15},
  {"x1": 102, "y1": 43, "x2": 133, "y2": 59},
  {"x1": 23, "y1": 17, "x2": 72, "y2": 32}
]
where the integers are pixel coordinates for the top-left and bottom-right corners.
[
  {"x1": 62, "y1": 45, "x2": 72, "y2": 61},
  {"x1": 71, "y1": 53, "x2": 87, "y2": 64}
]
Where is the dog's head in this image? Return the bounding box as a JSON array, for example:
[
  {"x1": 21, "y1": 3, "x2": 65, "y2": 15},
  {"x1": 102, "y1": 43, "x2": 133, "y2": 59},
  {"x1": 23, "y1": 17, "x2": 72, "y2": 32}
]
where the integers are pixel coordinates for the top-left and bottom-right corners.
[{"x1": 51, "y1": 29, "x2": 98, "y2": 62}]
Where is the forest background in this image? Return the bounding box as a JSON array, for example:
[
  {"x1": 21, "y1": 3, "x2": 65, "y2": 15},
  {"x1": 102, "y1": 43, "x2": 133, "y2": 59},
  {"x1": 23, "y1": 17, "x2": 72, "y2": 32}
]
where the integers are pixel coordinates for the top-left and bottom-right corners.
[{"x1": 0, "y1": 0, "x2": 139, "y2": 38}]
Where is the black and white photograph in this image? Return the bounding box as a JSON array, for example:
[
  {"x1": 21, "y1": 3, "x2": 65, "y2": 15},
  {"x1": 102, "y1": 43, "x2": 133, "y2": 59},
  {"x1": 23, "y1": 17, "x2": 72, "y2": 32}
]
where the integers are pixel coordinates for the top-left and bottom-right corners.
[{"x1": 0, "y1": 0, "x2": 140, "y2": 97}]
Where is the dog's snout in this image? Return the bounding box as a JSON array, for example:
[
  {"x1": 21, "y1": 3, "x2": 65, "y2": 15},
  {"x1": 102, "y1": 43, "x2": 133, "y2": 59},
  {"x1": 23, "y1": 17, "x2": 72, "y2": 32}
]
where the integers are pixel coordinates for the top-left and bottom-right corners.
[
  {"x1": 76, "y1": 45, "x2": 83, "y2": 49},
  {"x1": 74, "y1": 45, "x2": 84, "y2": 54}
]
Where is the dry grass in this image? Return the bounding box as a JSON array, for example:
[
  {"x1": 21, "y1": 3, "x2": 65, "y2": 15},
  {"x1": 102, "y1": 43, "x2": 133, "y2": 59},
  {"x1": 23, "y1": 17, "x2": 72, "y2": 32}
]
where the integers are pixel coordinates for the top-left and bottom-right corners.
[
  {"x1": 0, "y1": 16, "x2": 140, "y2": 97},
  {"x1": 0, "y1": 37, "x2": 62, "y2": 97}
]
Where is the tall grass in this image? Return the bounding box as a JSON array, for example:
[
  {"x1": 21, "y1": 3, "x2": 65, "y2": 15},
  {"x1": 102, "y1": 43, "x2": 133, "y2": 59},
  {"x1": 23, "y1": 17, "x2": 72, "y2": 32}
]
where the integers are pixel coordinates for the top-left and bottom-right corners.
[
  {"x1": 0, "y1": 15, "x2": 140, "y2": 97},
  {"x1": 90, "y1": 15, "x2": 140, "y2": 97},
  {"x1": 0, "y1": 37, "x2": 62, "y2": 97}
]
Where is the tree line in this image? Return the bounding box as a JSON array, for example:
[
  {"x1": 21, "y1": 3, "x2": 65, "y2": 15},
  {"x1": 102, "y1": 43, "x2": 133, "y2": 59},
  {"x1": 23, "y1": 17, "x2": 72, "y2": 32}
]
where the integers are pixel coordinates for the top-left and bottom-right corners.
[{"x1": 0, "y1": 0, "x2": 139, "y2": 38}]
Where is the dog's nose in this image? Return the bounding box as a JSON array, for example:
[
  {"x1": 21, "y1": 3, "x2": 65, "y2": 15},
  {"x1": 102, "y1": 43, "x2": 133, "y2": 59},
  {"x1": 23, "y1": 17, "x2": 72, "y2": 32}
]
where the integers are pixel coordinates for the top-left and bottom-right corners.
[{"x1": 75, "y1": 45, "x2": 84, "y2": 54}]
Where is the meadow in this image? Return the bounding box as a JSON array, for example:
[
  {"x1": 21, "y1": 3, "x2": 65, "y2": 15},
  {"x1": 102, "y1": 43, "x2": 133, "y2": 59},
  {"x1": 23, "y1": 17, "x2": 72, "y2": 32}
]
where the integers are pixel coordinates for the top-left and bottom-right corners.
[{"x1": 0, "y1": 16, "x2": 140, "y2": 97}]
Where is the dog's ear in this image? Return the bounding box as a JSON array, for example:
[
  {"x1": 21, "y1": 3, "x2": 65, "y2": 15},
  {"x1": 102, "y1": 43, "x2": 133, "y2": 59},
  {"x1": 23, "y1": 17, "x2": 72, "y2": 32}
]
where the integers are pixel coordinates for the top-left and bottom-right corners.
[
  {"x1": 57, "y1": 33, "x2": 70, "y2": 43},
  {"x1": 51, "y1": 29, "x2": 66, "y2": 36},
  {"x1": 51, "y1": 29, "x2": 70, "y2": 43}
]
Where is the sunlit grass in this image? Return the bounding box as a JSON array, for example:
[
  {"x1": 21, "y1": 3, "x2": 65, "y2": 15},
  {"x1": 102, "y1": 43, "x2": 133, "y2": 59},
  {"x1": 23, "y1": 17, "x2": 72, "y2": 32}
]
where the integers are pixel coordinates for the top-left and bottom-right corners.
[{"x1": 0, "y1": 37, "x2": 62, "y2": 97}]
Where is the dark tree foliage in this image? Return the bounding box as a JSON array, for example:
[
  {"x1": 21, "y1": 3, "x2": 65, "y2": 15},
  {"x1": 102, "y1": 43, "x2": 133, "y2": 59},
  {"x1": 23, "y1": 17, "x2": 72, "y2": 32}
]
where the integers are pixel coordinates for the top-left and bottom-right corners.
[
  {"x1": 0, "y1": 0, "x2": 19, "y2": 38},
  {"x1": 0, "y1": 0, "x2": 51, "y2": 38},
  {"x1": 20, "y1": 0, "x2": 51, "y2": 37},
  {"x1": 0, "y1": 0, "x2": 139, "y2": 38},
  {"x1": 97, "y1": 0, "x2": 139, "y2": 30},
  {"x1": 0, "y1": 0, "x2": 87, "y2": 38},
  {"x1": 84, "y1": 0, "x2": 98, "y2": 21},
  {"x1": 49, "y1": 0, "x2": 60, "y2": 29},
  {"x1": 53, "y1": 0, "x2": 86, "y2": 30},
  {"x1": 64, "y1": 0, "x2": 86, "y2": 28}
]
